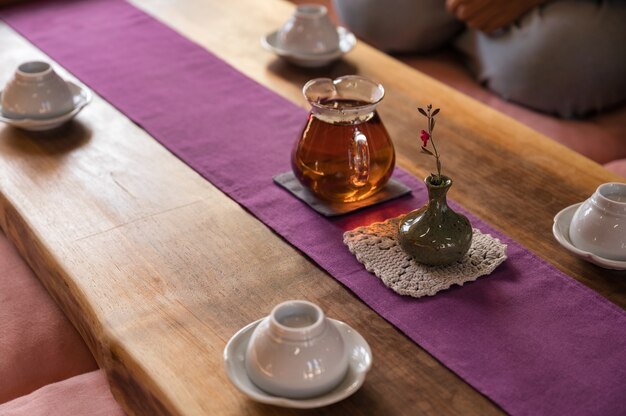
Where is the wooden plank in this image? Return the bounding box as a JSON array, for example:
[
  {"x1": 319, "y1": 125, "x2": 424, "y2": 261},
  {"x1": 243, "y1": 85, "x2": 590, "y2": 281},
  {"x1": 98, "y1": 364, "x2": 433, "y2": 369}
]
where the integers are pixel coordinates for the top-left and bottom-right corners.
[
  {"x1": 0, "y1": 20, "x2": 498, "y2": 416},
  {"x1": 0, "y1": 0, "x2": 622, "y2": 415}
]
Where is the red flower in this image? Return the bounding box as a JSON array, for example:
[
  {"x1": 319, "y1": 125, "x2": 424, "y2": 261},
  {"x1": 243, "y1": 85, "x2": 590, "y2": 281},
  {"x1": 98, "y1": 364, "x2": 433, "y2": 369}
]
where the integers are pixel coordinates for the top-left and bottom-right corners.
[{"x1": 420, "y1": 129, "x2": 430, "y2": 147}]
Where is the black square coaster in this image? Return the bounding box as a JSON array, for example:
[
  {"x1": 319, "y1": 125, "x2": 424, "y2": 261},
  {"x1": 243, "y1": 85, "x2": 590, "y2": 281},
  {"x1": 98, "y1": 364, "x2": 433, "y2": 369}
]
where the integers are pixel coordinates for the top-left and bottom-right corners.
[{"x1": 273, "y1": 171, "x2": 412, "y2": 216}]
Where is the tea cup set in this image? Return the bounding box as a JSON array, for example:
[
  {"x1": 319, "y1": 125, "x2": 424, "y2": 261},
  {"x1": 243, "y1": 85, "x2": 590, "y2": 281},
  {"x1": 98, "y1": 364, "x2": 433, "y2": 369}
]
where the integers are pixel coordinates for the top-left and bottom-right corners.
[
  {"x1": 262, "y1": 4, "x2": 356, "y2": 67},
  {"x1": 553, "y1": 182, "x2": 626, "y2": 270},
  {"x1": 0, "y1": 61, "x2": 91, "y2": 131},
  {"x1": 224, "y1": 300, "x2": 372, "y2": 408}
]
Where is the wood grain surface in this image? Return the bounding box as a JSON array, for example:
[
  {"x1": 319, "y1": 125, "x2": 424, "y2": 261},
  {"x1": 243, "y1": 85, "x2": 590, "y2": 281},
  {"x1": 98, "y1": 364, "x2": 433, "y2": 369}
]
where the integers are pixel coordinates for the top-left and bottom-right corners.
[{"x1": 0, "y1": 0, "x2": 623, "y2": 415}]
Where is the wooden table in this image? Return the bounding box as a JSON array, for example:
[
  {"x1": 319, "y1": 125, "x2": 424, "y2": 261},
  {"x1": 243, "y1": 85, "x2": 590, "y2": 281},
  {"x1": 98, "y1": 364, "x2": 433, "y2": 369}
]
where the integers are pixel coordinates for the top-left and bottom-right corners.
[{"x1": 0, "y1": 0, "x2": 623, "y2": 414}]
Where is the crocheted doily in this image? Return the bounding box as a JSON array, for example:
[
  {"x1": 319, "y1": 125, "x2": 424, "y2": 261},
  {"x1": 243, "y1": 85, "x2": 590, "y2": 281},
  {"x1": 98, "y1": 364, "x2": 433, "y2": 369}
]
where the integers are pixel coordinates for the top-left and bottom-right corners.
[{"x1": 343, "y1": 216, "x2": 508, "y2": 298}]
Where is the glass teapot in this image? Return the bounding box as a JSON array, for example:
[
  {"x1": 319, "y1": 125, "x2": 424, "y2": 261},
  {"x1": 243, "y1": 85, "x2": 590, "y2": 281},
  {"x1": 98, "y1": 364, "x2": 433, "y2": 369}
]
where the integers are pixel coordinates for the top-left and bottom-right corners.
[{"x1": 291, "y1": 75, "x2": 396, "y2": 203}]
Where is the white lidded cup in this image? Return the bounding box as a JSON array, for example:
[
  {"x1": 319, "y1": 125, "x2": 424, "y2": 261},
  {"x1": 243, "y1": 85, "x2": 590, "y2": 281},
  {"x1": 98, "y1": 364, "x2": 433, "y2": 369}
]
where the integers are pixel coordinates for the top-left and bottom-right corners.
[
  {"x1": 1, "y1": 61, "x2": 74, "y2": 120},
  {"x1": 569, "y1": 182, "x2": 626, "y2": 261},
  {"x1": 276, "y1": 4, "x2": 340, "y2": 55},
  {"x1": 245, "y1": 300, "x2": 349, "y2": 399}
]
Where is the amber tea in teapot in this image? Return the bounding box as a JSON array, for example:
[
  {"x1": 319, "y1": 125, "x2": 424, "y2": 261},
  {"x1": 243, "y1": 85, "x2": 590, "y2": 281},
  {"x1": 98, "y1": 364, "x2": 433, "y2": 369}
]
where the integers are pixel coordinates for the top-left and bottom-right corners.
[{"x1": 291, "y1": 76, "x2": 395, "y2": 203}]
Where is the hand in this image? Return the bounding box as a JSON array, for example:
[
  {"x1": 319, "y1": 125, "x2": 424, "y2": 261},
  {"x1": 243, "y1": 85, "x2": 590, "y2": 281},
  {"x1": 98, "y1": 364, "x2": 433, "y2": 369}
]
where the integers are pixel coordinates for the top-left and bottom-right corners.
[{"x1": 445, "y1": 0, "x2": 548, "y2": 33}]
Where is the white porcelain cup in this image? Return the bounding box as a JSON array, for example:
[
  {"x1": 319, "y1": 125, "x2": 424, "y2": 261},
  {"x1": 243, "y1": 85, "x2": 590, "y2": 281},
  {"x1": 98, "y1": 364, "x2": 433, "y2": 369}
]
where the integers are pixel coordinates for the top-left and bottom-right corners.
[
  {"x1": 276, "y1": 4, "x2": 340, "y2": 55},
  {"x1": 1, "y1": 61, "x2": 74, "y2": 120},
  {"x1": 569, "y1": 182, "x2": 626, "y2": 261},
  {"x1": 245, "y1": 300, "x2": 349, "y2": 399}
]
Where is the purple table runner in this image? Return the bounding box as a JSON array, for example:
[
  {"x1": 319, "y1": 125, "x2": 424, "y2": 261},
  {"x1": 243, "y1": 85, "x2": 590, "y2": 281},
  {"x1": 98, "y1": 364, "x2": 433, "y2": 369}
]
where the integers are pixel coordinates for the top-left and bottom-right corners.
[{"x1": 2, "y1": 1, "x2": 625, "y2": 414}]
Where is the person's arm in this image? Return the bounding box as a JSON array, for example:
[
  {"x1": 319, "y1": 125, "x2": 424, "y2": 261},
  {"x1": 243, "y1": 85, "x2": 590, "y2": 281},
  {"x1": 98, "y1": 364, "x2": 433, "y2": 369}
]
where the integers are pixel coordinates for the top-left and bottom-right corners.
[{"x1": 445, "y1": 0, "x2": 549, "y2": 33}]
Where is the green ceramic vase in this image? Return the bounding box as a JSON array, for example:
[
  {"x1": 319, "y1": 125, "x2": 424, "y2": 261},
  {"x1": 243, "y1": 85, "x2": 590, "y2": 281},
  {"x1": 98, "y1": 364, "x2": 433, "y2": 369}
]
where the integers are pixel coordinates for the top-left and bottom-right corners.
[{"x1": 398, "y1": 175, "x2": 472, "y2": 266}]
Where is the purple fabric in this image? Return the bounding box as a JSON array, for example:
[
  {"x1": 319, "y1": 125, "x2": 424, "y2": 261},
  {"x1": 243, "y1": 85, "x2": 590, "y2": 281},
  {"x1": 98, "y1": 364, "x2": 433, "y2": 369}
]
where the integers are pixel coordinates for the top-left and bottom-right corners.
[{"x1": 2, "y1": 1, "x2": 625, "y2": 414}]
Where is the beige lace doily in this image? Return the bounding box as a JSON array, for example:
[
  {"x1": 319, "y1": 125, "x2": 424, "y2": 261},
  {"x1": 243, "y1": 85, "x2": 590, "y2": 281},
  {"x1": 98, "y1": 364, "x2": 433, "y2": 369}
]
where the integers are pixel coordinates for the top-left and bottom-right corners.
[{"x1": 343, "y1": 216, "x2": 508, "y2": 298}]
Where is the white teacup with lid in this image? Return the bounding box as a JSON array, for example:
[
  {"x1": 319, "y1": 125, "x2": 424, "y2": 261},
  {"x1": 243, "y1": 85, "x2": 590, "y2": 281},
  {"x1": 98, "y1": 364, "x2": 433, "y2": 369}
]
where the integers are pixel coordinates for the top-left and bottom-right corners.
[
  {"x1": 1, "y1": 61, "x2": 74, "y2": 120},
  {"x1": 276, "y1": 4, "x2": 340, "y2": 55},
  {"x1": 569, "y1": 182, "x2": 626, "y2": 261},
  {"x1": 244, "y1": 300, "x2": 349, "y2": 399}
]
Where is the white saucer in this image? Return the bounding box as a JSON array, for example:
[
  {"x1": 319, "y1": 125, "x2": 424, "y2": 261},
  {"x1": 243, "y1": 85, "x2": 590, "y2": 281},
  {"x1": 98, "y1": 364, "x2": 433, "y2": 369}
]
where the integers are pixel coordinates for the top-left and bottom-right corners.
[
  {"x1": 0, "y1": 81, "x2": 92, "y2": 131},
  {"x1": 553, "y1": 203, "x2": 626, "y2": 270},
  {"x1": 224, "y1": 317, "x2": 372, "y2": 408},
  {"x1": 261, "y1": 27, "x2": 356, "y2": 68}
]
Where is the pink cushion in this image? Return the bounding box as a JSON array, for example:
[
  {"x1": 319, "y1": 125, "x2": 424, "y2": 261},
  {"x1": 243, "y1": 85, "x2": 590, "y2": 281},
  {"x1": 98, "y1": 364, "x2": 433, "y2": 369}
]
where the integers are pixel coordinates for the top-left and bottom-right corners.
[
  {"x1": 604, "y1": 159, "x2": 626, "y2": 178},
  {"x1": 399, "y1": 52, "x2": 626, "y2": 165},
  {"x1": 0, "y1": 232, "x2": 97, "y2": 403},
  {"x1": 0, "y1": 370, "x2": 125, "y2": 416}
]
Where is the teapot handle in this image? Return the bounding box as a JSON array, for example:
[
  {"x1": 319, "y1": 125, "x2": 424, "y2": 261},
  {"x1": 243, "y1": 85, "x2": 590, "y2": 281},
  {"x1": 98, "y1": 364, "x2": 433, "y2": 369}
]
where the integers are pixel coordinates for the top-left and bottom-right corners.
[{"x1": 350, "y1": 128, "x2": 370, "y2": 187}]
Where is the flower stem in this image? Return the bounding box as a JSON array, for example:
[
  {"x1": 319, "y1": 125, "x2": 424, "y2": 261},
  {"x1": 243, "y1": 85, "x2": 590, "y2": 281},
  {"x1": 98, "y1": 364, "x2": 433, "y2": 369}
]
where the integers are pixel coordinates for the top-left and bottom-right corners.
[{"x1": 426, "y1": 106, "x2": 442, "y2": 183}]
